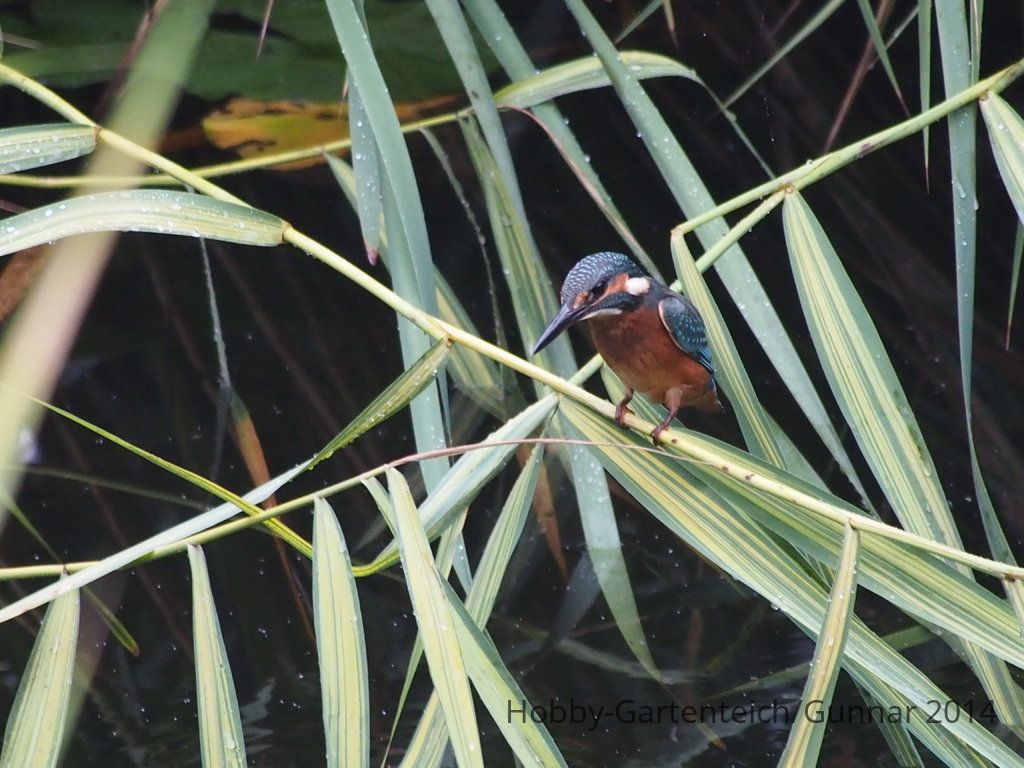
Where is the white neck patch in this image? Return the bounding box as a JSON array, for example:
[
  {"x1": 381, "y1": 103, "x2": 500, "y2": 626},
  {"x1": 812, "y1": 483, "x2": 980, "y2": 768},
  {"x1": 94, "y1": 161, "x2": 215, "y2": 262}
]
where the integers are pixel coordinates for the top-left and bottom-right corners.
[{"x1": 624, "y1": 276, "x2": 651, "y2": 296}]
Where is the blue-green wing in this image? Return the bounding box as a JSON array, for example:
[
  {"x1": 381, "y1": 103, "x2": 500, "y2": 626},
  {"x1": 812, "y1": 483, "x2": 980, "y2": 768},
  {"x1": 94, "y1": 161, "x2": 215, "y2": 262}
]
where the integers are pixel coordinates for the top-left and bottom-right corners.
[{"x1": 658, "y1": 294, "x2": 714, "y2": 375}]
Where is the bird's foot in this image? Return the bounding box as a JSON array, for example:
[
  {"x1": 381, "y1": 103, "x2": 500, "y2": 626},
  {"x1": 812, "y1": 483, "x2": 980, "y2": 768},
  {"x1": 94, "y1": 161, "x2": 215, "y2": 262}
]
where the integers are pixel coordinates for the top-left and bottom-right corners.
[
  {"x1": 650, "y1": 408, "x2": 679, "y2": 445},
  {"x1": 614, "y1": 402, "x2": 633, "y2": 427},
  {"x1": 650, "y1": 423, "x2": 668, "y2": 445},
  {"x1": 614, "y1": 388, "x2": 635, "y2": 428}
]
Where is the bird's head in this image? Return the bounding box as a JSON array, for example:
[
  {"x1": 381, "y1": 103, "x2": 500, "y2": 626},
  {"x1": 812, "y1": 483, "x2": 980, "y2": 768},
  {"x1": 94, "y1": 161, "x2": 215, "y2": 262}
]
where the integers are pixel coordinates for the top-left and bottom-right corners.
[{"x1": 531, "y1": 252, "x2": 651, "y2": 356}]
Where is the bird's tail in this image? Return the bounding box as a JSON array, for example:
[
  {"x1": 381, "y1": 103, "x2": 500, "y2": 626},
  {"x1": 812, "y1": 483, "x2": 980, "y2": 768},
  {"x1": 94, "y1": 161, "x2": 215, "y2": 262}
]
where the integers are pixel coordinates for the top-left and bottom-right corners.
[{"x1": 696, "y1": 381, "x2": 726, "y2": 414}]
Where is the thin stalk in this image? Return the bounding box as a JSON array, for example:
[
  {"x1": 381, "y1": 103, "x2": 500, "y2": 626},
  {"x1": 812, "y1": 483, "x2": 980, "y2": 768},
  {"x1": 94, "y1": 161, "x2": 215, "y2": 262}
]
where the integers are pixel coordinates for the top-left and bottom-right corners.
[{"x1": 2, "y1": 432, "x2": 1024, "y2": 582}]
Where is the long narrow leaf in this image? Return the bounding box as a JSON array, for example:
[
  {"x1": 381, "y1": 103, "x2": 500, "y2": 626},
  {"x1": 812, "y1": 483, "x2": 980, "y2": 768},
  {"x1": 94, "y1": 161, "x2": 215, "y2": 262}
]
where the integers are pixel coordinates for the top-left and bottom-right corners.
[
  {"x1": 313, "y1": 498, "x2": 369, "y2": 768},
  {"x1": 0, "y1": 190, "x2": 283, "y2": 257},
  {"x1": 188, "y1": 545, "x2": 247, "y2": 768},
  {"x1": 779, "y1": 523, "x2": 860, "y2": 766},
  {"x1": 309, "y1": 338, "x2": 451, "y2": 469},
  {"x1": 347, "y1": 82, "x2": 383, "y2": 263},
  {"x1": 386, "y1": 468, "x2": 482, "y2": 768},
  {"x1": 0, "y1": 461, "x2": 308, "y2": 624},
  {"x1": 493, "y1": 51, "x2": 696, "y2": 110},
  {"x1": 854, "y1": 0, "x2": 905, "y2": 104},
  {"x1": 325, "y1": 0, "x2": 450, "y2": 497},
  {"x1": 443, "y1": 582, "x2": 569, "y2": 767},
  {"x1": 981, "y1": 93, "x2": 1024, "y2": 227},
  {"x1": 400, "y1": 445, "x2": 545, "y2": 768},
  {"x1": 0, "y1": 123, "x2": 95, "y2": 174},
  {"x1": 0, "y1": 587, "x2": 79, "y2": 768},
  {"x1": 722, "y1": 0, "x2": 845, "y2": 108}
]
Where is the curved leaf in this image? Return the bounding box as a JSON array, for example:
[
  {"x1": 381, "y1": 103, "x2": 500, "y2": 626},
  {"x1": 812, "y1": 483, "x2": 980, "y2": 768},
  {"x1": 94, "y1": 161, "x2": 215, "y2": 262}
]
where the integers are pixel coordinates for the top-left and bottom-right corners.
[
  {"x1": 494, "y1": 50, "x2": 697, "y2": 110},
  {"x1": 0, "y1": 190, "x2": 283, "y2": 258},
  {"x1": 0, "y1": 124, "x2": 95, "y2": 175}
]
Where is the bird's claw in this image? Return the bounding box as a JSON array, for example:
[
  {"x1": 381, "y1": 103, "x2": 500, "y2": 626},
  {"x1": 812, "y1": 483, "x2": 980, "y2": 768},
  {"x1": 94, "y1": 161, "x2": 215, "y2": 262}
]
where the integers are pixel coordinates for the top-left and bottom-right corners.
[{"x1": 614, "y1": 403, "x2": 631, "y2": 427}]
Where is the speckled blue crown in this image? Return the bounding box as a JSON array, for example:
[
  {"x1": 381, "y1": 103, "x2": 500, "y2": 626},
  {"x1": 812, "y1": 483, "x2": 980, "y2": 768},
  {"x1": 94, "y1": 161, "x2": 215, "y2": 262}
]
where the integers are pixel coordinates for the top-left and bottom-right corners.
[{"x1": 559, "y1": 252, "x2": 645, "y2": 305}]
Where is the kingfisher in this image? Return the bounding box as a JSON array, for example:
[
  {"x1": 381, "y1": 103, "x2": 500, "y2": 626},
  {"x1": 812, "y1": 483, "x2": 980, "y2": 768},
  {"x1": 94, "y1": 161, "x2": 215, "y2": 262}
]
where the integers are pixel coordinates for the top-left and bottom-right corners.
[{"x1": 531, "y1": 252, "x2": 722, "y2": 444}]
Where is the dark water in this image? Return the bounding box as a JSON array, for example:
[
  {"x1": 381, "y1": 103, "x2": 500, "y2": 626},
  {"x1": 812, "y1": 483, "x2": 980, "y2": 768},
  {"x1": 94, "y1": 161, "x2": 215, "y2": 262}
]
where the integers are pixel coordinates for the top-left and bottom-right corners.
[{"x1": 1, "y1": 1, "x2": 1023, "y2": 766}]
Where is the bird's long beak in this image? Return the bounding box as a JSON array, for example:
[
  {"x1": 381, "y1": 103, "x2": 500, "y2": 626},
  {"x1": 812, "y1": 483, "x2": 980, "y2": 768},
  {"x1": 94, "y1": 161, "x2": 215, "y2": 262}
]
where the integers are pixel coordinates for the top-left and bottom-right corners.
[{"x1": 530, "y1": 302, "x2": 586, "y2": 356}]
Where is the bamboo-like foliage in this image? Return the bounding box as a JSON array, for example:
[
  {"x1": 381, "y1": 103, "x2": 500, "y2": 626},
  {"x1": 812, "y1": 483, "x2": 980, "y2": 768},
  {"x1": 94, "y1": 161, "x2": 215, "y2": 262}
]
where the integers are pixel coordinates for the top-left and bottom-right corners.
[{"x1": 0, "y1": 2, "x2": 1022, "y2": 767}]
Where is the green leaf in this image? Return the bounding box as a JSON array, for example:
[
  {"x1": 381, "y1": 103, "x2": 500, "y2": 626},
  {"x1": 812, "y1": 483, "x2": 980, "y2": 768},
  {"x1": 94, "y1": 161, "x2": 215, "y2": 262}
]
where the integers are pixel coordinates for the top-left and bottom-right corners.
[
  {"x1": 363, "y1": 394, "x2": 556, "y2": 573},
  {"x1": 0, "y1": 490, "x2": 139, "y2": 655},
  {"x1": 779, "y1": 523, "x2": 860, "y2": 767},
  {"x1": 493, "y1": 50, "x2": 697, "y2": 110},
  {"x1": 981, "y1": 93, "x2": 1024, "y2": 228},
  {"x1": 614, "y1": 0, "x2": 663, "y2": 43},
  {"x1": 0, "y1": 190, "x2": 284, "y2": 258},
  {"x1": 853, "y1": 0, "x2": 905, "y2": 105},
  {"x1": 326, "y1": 0, "x2": 450, "y2": 496},
  {"x1": 399, "y1": 445, "x2": 545, "y2": 767},
  {"x1": 0, "y1": 586, "x2": 79, "y2": 768},
  {"x1": 0, "y1": 123, "x2": 95, "y2": 174},
  {"x1": 782, "y1": 191, "x2": 1024, "y2": 727},
  {"x1": 1006, "y1": 577, "x2": 1024, "y2": 641},
  {"x1": 559, "y1": 415, "x2": 662, "y2": 680},
  {"x1": 188, "y1": 545, "x2": 247, "y2": 768},
  {"x1": 442, "y1": 581, "x2": 569, "y2": 767},
  {"x1": 309, "y1": 338, "x2": 451, "y2": 470},
  {"x1": 1009, "y1": 223, "x2": 1023, "y2": 350},
  {"x1": 324, "y1": 0, "x2": 437, "y2": 318},
  {"x1": 919, "y1": 0, "x2": 933, "y2": 172},
  {"x1": 345, "y1": 82, "x2": 384, "y2": 262},
  {"x1": 313, "y1": 498, "x2": 369, "y2": 768},
  {"x1": 386, "y1": 468, "x2": 483, "y2": 768}
]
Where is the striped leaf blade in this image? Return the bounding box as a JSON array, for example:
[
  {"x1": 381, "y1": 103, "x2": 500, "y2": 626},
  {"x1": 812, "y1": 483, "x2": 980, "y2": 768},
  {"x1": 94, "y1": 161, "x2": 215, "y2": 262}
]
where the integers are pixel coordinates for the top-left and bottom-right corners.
[
  {"x1": 312, "y1": 498, "x2": 369, "y2": 768},
  {"x1": 0, "y1": 586, "x2": 79, "y2": 768},
  {"x1": 308, "y1": 338, "x2": 451, "y2": 469},
  {"x1": 400, "y1": 445, "x2": 545, "y2": 768},
  {"x1": 188, "y1": 545, "x2": 247, "y2": 768},
  {"x1": 493, "y1": 50, "x2": 697, "y2": 110},
  {"x1": 778, "y1": 524, "x2": 860, "y2": 767},
  {"x1": 981, "y1": 93, "x2": 1024, "y2": 228},
  {"x1": 386, "y1": 468, "x2": 483, "y2": 768},
  {"x1": 443, "y1": 581, "x2": 569, "y2": 767},
  {"x1": 0, "y1": 123, "x2": 95, "y2": 174},
  {"x1": 0, "y1": 190, "x2": 283, "y2": 257}
]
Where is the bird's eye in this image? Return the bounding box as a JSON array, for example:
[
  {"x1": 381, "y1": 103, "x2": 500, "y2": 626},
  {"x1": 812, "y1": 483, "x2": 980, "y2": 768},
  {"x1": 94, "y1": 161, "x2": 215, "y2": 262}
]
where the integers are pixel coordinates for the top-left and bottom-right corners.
[{"x1": 591, "y1": 279, "x2": 608, "y2": 297}]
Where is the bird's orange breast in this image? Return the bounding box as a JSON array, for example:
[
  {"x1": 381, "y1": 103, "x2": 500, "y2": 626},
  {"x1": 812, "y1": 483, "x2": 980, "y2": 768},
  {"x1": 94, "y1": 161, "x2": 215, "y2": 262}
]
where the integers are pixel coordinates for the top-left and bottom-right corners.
[{"x1": 588, "y1": 308, "x2": 716, "y2": 410}]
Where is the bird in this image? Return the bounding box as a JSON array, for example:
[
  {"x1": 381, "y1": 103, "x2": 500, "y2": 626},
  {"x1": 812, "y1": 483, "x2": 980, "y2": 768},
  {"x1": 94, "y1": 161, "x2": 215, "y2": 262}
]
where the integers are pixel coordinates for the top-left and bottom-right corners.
[{"x1": 531, "y1": 251, "x2": 722, "y2": 444}]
